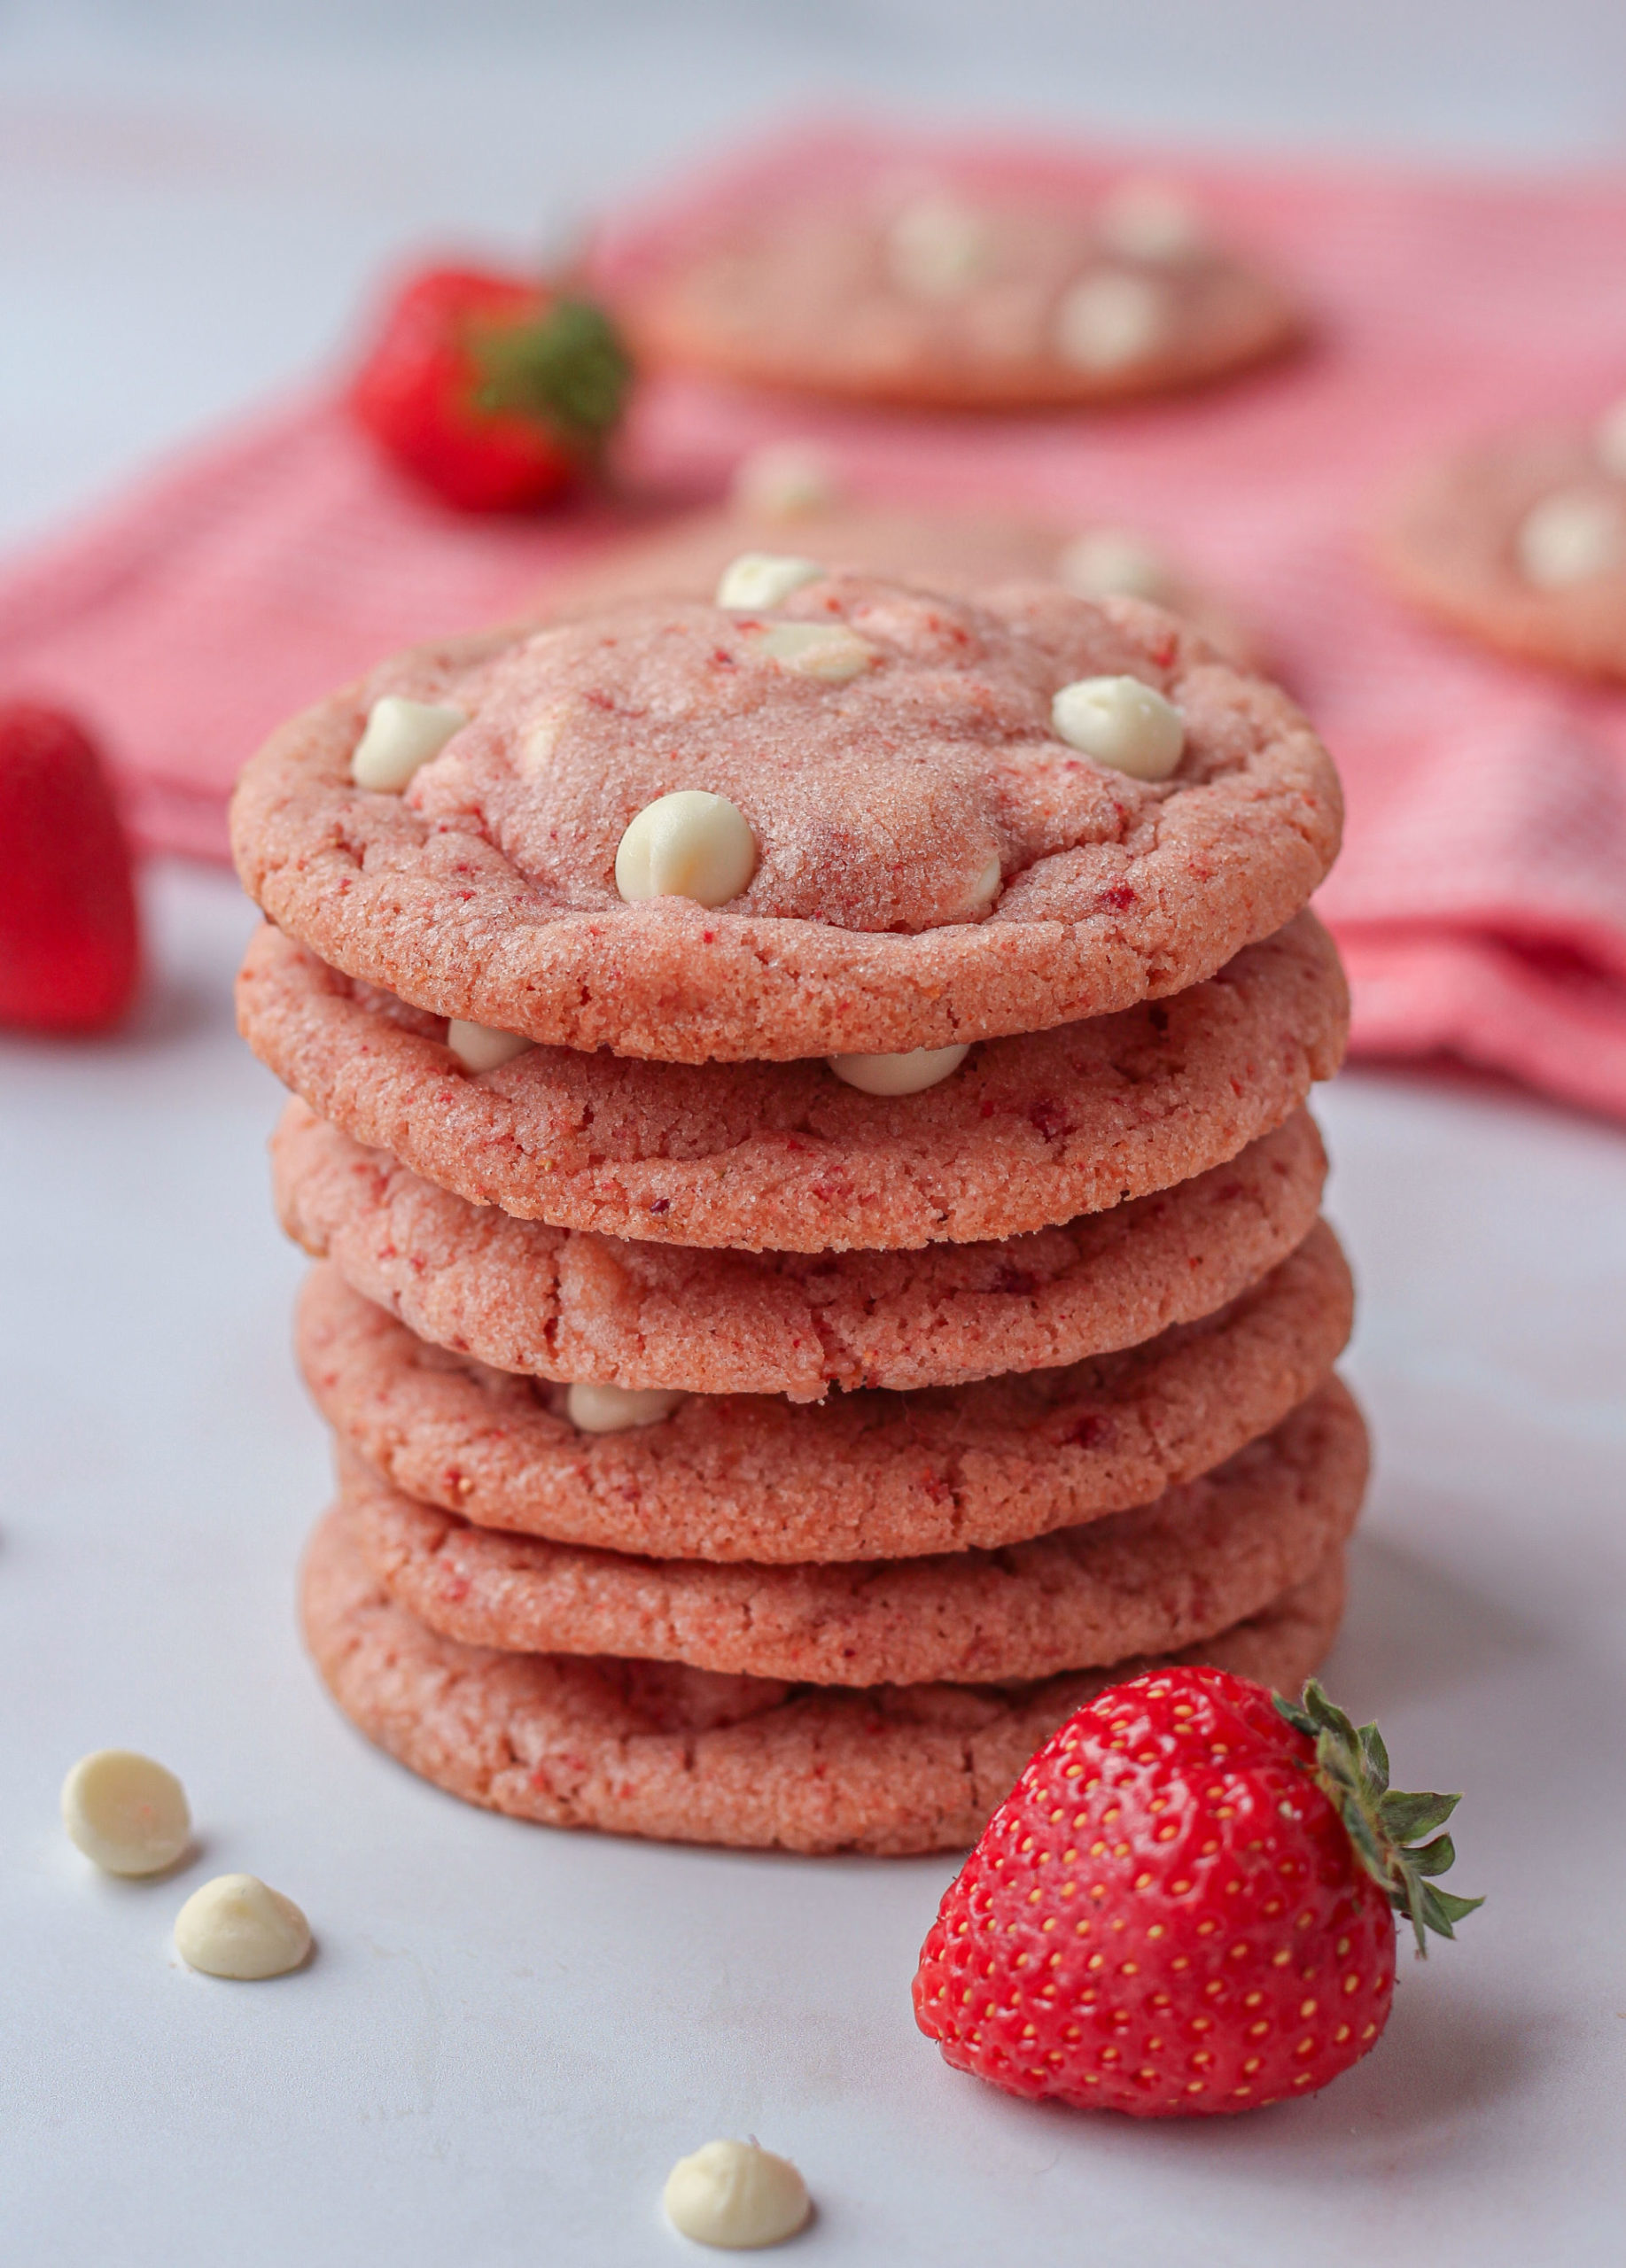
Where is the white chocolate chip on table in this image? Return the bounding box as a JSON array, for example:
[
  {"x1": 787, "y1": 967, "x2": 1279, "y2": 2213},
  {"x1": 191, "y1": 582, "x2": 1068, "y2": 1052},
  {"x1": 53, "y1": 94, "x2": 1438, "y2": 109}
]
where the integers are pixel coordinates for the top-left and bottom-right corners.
[
  {"x1": 714, "y1": 552, "x2": 825, "y2": 610},
  {"x1": 175, "y1": 1874, "x2": 311, "y2": 1980},
  {"x1": 614, "y1": 790, "x2": 759, "y2": 907},
  {"x1": 61, "y1": 1749, "x2": 191, "y2": 1876},
  {"x1": 1051, "y1": 675, "x2": 1186, "y2": 781},
  {"x1": 663, "y1": 2140, "x2": 811, "y2": 2251},
  {"x1": 566, "y1": 1381, "x2": 686, "y2": 1433},
  {"x1": 446, "y1": 1019, "x2": 533, "y2": 1074},
  {"x1": 1516, "y1": 488, "x2": 1626, "y2": 587},
  {"x1": 350, "y1": 695, "x2": 467, "y2": 792},
  {"x1": 1054, "y1": 269, "x2": 1165, "y2": 372},
  {"x1": 827, "y1": 1043, "x2": 969, "y2": 1096}
]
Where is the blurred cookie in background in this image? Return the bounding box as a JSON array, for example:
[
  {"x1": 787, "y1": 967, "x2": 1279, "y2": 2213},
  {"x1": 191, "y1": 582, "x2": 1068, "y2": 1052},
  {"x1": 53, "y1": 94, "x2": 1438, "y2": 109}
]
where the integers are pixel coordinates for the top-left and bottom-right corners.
[
  {"x1": 1375, "y1": 397, "x2": 1626, "y2": 680},
  {"x1": 544, "y1": 455, "x2": 1261, "y2": 668},
  {"x1": 614, "y1": 175, "x2": 1303, "y2": 412}
]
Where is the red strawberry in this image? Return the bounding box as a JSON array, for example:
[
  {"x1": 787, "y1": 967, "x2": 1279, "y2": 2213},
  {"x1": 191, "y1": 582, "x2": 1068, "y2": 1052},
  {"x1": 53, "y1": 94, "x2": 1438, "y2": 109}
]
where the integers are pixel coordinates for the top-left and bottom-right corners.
[
  {"x1": 914, "y1": 1670, "x2": 1480, "y2": 2117},
  {"x1": 349, "y1": 264, "x2": 632, "y2": 512},
  {"x1": 0, "y1": 703, "x2": 141, "y2": 1034}
]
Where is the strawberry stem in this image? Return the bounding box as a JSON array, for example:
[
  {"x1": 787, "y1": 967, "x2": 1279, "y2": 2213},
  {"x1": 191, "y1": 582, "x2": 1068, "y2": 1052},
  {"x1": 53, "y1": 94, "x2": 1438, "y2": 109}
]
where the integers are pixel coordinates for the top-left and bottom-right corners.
[
  {"x1": 468, "y1": 298, "x2": 632, "y2": 462},
  {"x1": 1274, "y1": 1680, "x2": 1484, "y2": 1957}
]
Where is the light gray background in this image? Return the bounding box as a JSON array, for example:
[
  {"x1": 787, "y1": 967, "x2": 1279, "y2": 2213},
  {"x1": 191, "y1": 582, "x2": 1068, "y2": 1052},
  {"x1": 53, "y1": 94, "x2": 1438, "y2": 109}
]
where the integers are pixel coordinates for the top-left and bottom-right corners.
[{"x1": 2, "y1": 7, "x2": 1624, "y2": 2263}]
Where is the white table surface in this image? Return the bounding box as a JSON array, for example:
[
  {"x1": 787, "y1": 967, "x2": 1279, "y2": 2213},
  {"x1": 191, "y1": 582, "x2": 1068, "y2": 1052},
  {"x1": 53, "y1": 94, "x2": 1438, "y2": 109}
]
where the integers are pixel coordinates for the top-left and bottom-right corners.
[{"x1": 3, "y1": 11, "x2": 1625, "y2": 2263}]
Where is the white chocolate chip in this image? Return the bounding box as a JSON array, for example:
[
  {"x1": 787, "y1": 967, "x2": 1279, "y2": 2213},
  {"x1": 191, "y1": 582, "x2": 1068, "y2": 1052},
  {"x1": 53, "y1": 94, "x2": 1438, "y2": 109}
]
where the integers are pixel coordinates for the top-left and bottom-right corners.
[
  {"x1": 1052, "y1": 675, "x2": 1186, "y2": 781},
  {"x1": 663, "y1": 2140, "x2": 811, "y2": 2251},
  {"x1": 521, "y1": 707, "x2": 567, "y2": 774},
  {"x1": 1096, "y1": 179, "x2": 1206, "y2": 262},
  {"x1": 1057, "y1": 528, "x2": 1175, "y2": 604},
  {"x1": 730, "y1": 441, "x2": 843, "y2": 521},
  {"x1": 827, "y1": 1043, "x2": 969, "y2": 1096},
  {"x1": 566, "y1": 1381, "x2": 686, "y2": 1433},
  {"x1": 1054, "y1": 270, "x2": 1166, "y2": 372},
  {"x1": 885, "y1": 193, "x2": 994, "y2": 299},
  {"x1": 1516, "y1": 489, "x2": 1626, "y2": 587},
  {"x1": 968, "y1": 850, "x2": 1003, "y2": 912},
  {"x1": 351, "y1": 695, "x2": 467, "y2": 792},
  {"x1": 615, "y1": 790, "x2": 758, "y2": 907},
  {"x1": 715, "y1": 553, "x2": 825, "y2": 610},
  {"x1": 446, "y1": 1019, "x2": 533, "y2": 1074},
  {"x1": 748, "y1": 620, "x2": 878, "y2": 683},
  {"x1": 174, "y1": 1874, "x2": 310, "y2": 1980},
  {"x1": 1595, "y1": 396, "x2": 1626, "y2": 480},
  {"x1": 61, "y1": 1749, "x2": 191, "y2": 1876}
]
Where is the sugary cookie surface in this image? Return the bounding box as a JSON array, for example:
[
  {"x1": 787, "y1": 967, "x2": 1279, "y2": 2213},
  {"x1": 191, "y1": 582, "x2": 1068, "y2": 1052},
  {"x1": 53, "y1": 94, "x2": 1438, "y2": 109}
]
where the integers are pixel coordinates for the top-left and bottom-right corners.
[
  {"x1": 231, "y1": 572, "x2": 1340, "y2": 1062},
  {"x1": 405, "y1": 578, "x2": 1222, "y2": 932}
]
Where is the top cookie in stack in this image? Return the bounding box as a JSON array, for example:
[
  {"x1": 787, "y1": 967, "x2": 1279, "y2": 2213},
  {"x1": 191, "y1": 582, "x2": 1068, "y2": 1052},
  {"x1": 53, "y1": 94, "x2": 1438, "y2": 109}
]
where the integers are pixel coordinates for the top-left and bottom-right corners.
[
  {"x1": 232, "y1": 564, "x2": 1357, "y2": 1855},
  {"x1": 232, "y1": 567, "x2": 1339, "y2": 1063}
]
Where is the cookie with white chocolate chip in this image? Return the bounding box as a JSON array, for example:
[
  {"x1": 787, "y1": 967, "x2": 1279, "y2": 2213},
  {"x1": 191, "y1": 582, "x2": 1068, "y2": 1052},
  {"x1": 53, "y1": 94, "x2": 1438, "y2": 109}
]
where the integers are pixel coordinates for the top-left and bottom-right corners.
[
  {"x1": 614, "y1": 179, "x2": 1303, "y2": 411},
  {"x1": 301, "y1": 1498, "x2": 1346, "y2": 1854},
  {"x1": 298, "y1": 1207, "x2": 1350, "y2": 1561},
  {"x1": 544, "y1": 497, "x2": 1262, "y2": 670},
  {"x1": 230, "y1": 571, "x2": 1340, "y2": 1064},
  {"x1": 235, "y1": 909, "x2": 1345, "y2": 1252},
  {"x1": 1375, "y1": 398, "x2": 1626, "y2": 680},
  {"x1": 338, "y1": 1378, "x2": 1365, "y2": 1687}
]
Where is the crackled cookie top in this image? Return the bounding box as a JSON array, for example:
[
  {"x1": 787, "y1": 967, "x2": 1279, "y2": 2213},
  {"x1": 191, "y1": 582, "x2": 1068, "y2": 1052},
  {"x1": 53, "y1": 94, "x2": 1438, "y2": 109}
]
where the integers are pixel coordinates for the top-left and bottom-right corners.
[
  {"x1": 619, "y1": 181, "x2": 1303, "y2": 412},
  {"x1": 230, "y1": 573, "x2": 1341, "y2": 1062},
  {"x1": 1377, "y1": 403, "x2": 1626, "y2": 681}
]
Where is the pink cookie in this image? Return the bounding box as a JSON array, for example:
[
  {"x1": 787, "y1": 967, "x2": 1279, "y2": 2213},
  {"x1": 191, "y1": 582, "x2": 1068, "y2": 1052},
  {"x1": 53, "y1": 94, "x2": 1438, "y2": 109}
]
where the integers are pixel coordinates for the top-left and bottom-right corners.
[
  {"x1": 618, "y1": 183, "x2": 1303, "y2": 412},
  {"x1": 298, "y1": 1213, "x2": 1351, "y2": 1560},
  {"x1": 302, "y1": 1508, "x2": 1346, "y2": 1854},
  {"x1": 230, "y1": 575, "x2": 1342, "y2": 1063},
  {"x1": 342, "y1": 1379, "x2": 1365, "y2": 1687},
  {"x1": 275, "y1": 1103, "x2": 1336, "y2": 1402},
  {"x1": 1376, "y1": 410, "x2": 1626, "y2": 680},
  {"x1": 238, "y1": 912, "x2": 1345, "y2": 1252}
]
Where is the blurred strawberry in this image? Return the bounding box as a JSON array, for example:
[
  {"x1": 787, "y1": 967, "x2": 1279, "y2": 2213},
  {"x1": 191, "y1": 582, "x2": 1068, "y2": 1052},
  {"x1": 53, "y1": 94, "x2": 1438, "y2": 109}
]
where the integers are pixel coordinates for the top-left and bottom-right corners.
[
  {"x1": 349, "y1": 264, "x2": 633, "y2": 511},
  {"x1": 0, "y1": 703, "x2": 141, "y2": 1035}
]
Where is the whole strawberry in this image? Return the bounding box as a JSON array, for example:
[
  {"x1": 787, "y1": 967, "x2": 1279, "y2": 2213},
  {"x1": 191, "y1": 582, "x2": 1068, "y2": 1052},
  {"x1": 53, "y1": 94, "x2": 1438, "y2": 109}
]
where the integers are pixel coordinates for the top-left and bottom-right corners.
[
  {"x1": 349, "y1": 264, "x2": 632, "y2": 512},
  {"x1": 0, "y1": 703, "x2": 140, "y2": 1034},
  {"x1": 914, "y1": 1670, "x2": 1480, "y2": 2117}
]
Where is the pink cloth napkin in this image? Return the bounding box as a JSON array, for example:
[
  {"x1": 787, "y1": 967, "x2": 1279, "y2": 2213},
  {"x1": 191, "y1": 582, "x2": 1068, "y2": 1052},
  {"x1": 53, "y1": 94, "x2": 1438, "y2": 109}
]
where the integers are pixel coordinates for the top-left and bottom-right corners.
[{"x1": 4, "y1": 121, "x2": 1626, "y2": 1120}]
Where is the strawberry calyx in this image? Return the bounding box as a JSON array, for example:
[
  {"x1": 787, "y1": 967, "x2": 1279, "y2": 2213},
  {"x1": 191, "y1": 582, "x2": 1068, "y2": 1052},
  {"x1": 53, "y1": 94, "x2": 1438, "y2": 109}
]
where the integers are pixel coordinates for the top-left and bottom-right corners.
[
  {"x1": 1274, "y1": 1680, "x2": 1483, "y2": 1956},
  {"x1": 465, "y1": 296, "x2": 631, "y2": 466}
]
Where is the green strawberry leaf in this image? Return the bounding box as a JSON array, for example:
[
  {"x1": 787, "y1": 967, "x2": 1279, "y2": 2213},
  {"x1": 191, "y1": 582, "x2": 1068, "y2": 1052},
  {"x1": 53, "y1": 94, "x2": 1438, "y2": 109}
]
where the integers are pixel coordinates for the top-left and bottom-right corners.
[
  {"x1": 1408, "y1": 1832, "x2": 1459, "y2": 1877},
  {"x1": 469, "y1": 298, "x2": 633, "y2": 459},
  {"x1": 1275, "y1": 1679, "x2": 1482, "y2": 1958},
  {"x1": 1379, "y1": 1790, "x2": 1459, "y2": 1841}
]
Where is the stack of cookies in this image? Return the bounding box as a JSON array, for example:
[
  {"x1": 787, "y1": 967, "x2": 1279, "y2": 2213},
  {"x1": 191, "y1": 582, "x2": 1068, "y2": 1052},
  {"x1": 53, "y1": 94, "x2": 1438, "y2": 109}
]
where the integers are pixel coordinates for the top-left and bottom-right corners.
[{"x1": 231, "y1": 560, "x2": 1362, "y2": 1856}]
